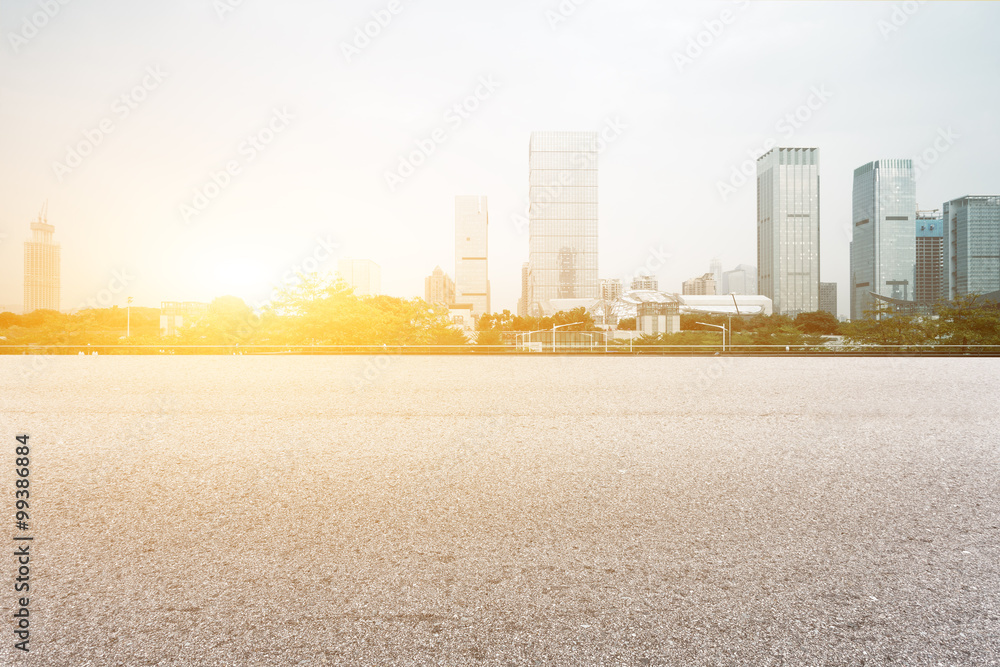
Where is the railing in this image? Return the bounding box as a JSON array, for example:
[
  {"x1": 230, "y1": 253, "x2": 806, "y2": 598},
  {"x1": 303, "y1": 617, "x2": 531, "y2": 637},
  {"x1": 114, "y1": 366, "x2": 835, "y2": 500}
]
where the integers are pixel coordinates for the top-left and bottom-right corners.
[{"x1": 1, "y1": 344, "x2": 999, "y2": 356}]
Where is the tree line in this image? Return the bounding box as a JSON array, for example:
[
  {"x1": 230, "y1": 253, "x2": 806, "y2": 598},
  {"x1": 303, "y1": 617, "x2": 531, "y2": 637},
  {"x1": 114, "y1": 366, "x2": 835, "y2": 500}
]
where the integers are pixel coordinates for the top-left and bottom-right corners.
[{"x1": 2, "y1": 279, "x2": 997, "y2": 350}]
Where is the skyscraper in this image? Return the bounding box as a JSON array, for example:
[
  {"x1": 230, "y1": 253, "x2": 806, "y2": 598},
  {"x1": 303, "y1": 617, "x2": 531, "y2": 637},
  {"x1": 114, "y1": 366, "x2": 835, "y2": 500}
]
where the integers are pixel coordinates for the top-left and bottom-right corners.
[
  {"x1": 336, "y1": 259, "x2": 381, "y2": 296},
  {"x1": 942, "y1": 195, "x2": 1000, "y2": 300},
  {"x1": 722, "y1": 264, "x2": 757, "y2": 295},
  {"x1": 756, "y1": 147, "x2": 820, "y2": 316},
  {"x1": 915, "y1": 213, "x2": 944, "y2": 307},
  {"x1": 709, "y1": 258, "x2": 722, "y2": 291},
  {"x1": 850, "y1": 159, "x2": 916, "y2": 319},
  {"x1": 527, "y1": 131, "x2": 598, "y2": 316},
  {"x1": 454, "y1": 195, "x2": 490, "y2": 317},
  {"x1": 819, "y1": 282, "x2": 838, "y2": 318},
  {"x1": 424, "y1": 266, "x2": 455, "y2": 305},
  {"x1": 23, "y1": 207, "x2": 60, "y2": 314}
]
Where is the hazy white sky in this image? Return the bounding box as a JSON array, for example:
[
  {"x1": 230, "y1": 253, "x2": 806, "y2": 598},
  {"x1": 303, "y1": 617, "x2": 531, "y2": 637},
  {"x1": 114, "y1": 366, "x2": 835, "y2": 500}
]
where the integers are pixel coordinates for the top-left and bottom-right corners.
[{"x1": 1, "y1": 0, "x2": 998, "y2": 316}]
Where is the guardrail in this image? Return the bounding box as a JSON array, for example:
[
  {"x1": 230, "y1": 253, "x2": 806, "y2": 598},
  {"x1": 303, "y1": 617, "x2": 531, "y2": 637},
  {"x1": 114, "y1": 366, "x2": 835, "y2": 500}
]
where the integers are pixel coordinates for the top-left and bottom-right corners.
[{"x1": 1, "y1": 344, "x2": 999, "y2": 356}]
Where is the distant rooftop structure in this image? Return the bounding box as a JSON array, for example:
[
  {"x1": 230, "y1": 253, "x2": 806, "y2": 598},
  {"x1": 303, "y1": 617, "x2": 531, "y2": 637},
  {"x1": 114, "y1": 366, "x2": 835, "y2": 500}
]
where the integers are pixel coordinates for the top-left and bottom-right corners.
[{"x1": 630, "y1": 274, "x2": 658, "y2": 291}]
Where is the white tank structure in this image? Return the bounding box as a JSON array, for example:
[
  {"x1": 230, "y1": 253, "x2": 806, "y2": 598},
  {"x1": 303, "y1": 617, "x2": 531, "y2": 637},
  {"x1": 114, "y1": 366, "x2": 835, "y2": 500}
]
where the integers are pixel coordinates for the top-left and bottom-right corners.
[
  {"x1": 609, "y1": 290, "x2": 773, "y2": 320},
  {"x1": 678, "y1": 294, "x2": 773, "y2": 316}
]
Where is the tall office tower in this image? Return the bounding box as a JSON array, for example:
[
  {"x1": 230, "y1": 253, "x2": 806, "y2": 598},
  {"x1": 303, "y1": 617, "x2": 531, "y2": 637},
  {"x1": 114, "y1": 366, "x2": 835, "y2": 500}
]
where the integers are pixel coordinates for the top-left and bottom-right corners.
[
  {"x1": 527, "y1": 131, "x2": 598, "y2": 316},
  {"x1": 915, "y1": 213, "x2": 944, "y2": 306},
  {"x1": 942, "y1": 195, "x2": 1000, "y2": 300},
  {"x1": 682, "y1": 273, "x2": 717, "y2": 295},
  {"x1": 722, "y1": 264, "x2": 758, "y2": 295},
  {"x1": 23, "y1": 207, "x2": 61, "y2": 314},
  {"x1": 630, "y1": 274, "x2": 658, "y2": 291},
  {"x1": 518, "y1": 262, "x2": 529, "y2": 318},
  {"x1": 424, "y1": 266, "x2": 455, "y2": 305},
  {"x1": 819, "y1": 282, "x2": 838, "y2": 317},
  {"x1": 849, "y1": 159, "x2": 916, "y2": 319},
  {"x1": 455, "y1": 195, "x2": 490, "y2": 317},
  {"x1": 336, "y1": 259, "x2": 381, "y2": 296},
  {"x1": 757, "y1": 147, "x2": 820, "y2": 316},
  {"x1": 709, "y1": 258, "x2": 722, "y2": 290}
]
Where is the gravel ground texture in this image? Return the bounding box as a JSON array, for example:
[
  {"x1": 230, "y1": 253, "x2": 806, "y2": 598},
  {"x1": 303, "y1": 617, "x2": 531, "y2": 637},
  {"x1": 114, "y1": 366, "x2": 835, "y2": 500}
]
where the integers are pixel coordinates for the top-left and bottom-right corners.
[{"x1": 1, "y1": 355, "x2": 998, "y2": 666}]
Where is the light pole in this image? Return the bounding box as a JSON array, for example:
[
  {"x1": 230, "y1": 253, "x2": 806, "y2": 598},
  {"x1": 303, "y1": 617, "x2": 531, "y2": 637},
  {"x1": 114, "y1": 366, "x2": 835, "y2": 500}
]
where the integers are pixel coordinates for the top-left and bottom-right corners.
[
  {"x1": 127, "y1": 296, "x2": 133, "y2": 339},
  {"x1": 551, "y1": 321, "x2": 584, "y2": 353},
  {"x1": 518, "y1": 329, "x2": 548, "y2": 351},
  {"x1": 730, "y1": 293, "x2": 741, "y2": 353},
  {"x1": 697, "y1": 321, "x2": 726, "y2": 352}
]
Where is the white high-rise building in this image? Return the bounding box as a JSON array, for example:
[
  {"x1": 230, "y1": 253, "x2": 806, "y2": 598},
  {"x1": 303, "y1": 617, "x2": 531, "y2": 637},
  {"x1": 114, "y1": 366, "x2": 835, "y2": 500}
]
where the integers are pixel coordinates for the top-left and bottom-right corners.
[
  {"x1": 527, "y1": 131, "x2": 599, "y2": 316},
  {"x1": 454, "y1": 195, "x2": 490, "y2": 317},
  {"x1": 757, "y1": 147, "x2": 821, "y2": 316},
  {"x1": 336, "y1": 259, "x2": 381, "y2": 296},
  {"x1": 455, "y1": 195, "x2": 492, "y2": 318}
]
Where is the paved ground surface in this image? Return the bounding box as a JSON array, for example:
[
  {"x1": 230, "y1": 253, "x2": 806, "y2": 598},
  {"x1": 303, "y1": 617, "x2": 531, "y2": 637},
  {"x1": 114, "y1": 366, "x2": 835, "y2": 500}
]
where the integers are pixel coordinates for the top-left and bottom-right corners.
[{"x1": 1, "y1": 356, "x2": 998, "y2": 666}]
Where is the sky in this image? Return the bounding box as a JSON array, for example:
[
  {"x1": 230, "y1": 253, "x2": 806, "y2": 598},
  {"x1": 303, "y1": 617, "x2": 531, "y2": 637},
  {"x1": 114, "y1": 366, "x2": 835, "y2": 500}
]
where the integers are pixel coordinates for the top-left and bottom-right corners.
[{"x1": 1, "y1": 0, "x2": 998, "y2": 318}]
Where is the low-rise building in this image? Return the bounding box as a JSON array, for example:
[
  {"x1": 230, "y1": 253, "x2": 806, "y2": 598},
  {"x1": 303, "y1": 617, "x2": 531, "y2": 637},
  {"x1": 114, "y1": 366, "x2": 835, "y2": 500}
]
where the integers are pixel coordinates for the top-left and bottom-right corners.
[{"x1": 160, "y1": 301, "x2": 208, "y2": 336}]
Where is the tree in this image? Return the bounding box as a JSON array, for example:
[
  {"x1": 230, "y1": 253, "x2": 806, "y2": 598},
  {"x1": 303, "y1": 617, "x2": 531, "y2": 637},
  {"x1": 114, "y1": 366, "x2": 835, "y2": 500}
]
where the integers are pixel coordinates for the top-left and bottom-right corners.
[
  {"x1": 201, "y1": 295, "x2": 254, "y2": 344},
  {"x1": 475, "y1": 329, "x2": 502, "y2": 345},
  {"x1": 257, "y1": 274, "x2": 464, "y2": 346},
  {"x1": 931, "y1": 294, "x2": 1000, "y2": 348},
  {"x1": 841, "y1": 301, "x2": 930, "y2": 346},
  {"x1": 794, "y1": 310, "x2": 840, "y2": 335},
  {"x1": 550, "y1": 307, "x2": 596, "y2": 331}
]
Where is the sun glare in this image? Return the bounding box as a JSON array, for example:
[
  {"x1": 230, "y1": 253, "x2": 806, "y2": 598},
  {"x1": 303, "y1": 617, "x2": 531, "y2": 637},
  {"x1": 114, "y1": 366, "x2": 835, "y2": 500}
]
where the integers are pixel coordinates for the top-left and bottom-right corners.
[{"x1": 212, "y1": 257, "x2": 267, "y2": 295}]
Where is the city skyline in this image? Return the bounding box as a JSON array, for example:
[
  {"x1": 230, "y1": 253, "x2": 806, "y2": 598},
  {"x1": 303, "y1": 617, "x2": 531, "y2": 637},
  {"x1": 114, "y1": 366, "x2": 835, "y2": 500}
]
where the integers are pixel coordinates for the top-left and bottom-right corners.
[{"x1": 1, "y1": 2, "x2": 999, "y2": 318}]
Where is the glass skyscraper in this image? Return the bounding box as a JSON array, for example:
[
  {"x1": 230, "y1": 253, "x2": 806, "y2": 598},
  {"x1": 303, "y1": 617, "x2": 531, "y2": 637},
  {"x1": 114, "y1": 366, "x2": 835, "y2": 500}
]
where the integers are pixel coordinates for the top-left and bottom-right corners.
[
  {"x1": 850, "y1": 159, "x2": 917, "y2": 319},
  {"x1": 454, "y1": 195, "x2": 490, "y2": 317},
  {"x1": 942, "y1": 196, "x2": 1000, "y2": 300},
  {"x1": 756, "y1": 147, "x2": 820, "y2": 316},
  {"x1": 527, "y1": 131, "x2": 598, "y2": 316}
]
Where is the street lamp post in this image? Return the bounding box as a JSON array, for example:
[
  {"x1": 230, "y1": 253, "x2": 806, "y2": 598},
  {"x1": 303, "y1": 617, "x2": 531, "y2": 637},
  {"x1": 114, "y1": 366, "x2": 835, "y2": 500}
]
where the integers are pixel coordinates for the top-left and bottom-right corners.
[
  {"x1": 730, "y1": 293, "x2": 741, "y2": 354},
  {"x1": 697, "y1": 321, "x2": 727, "y2": 352},
  {"x1": 551, "y1": 321, "x2": 584, "y2": 353},
  {"x1": 518, "y1": 329, "x2": 549, "y2": 351}
]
